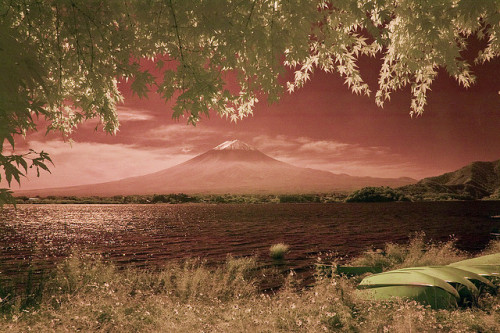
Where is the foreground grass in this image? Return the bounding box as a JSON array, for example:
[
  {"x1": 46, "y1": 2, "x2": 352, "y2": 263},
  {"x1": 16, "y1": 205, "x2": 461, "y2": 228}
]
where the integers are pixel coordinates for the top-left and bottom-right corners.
[
  {"x1": 0, "y1": 237, "x2": 499, "y2": 332},
  {"x1": 348, "y1": 232, "x2": 470, "y2": 270}
]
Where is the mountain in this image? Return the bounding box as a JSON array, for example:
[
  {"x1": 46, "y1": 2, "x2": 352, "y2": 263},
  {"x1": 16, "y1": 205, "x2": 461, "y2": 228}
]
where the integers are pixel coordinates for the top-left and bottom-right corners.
[
  {"x1": 399, "y1": 159, "x2": 500, "y2": 200},
  {"x1": 15, "y1": 140, "x2": 416, "y2": 197}
]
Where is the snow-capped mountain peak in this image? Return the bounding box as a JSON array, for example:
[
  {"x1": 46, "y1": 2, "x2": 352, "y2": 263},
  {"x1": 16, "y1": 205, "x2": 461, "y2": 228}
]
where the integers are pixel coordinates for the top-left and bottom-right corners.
[{"x1": 213, "y1": 140, "x2": 255, "y2": 151}]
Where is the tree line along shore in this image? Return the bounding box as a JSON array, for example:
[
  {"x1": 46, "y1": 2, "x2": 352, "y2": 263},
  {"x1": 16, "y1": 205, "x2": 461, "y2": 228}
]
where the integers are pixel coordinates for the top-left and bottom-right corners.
[{"x1": 13, "y1": 185, "x2": 500, "y2": 205}]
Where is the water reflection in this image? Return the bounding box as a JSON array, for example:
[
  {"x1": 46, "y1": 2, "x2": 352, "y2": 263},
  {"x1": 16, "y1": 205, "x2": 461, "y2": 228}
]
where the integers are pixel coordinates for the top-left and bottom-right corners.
[{"x1": 1, "y1": 202, "x2": 499, "y2": 280}]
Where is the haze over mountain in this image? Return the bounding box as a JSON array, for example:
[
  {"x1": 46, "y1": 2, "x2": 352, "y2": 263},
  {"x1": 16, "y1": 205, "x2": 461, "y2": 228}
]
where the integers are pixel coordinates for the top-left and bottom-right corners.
[
  {"x1": 399, "y1": 159, "x2": 500, "y2": 200},
  {"x1": 15, "y1": 140, "x2": 416, "y2": 197}
]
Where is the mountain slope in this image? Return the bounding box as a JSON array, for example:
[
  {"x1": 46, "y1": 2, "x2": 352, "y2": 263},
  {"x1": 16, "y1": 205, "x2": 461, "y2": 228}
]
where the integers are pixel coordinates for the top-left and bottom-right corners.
[
  {"x1": 15, "y1": 140, "x2": 416, "y2": 196},
  {"x1": 399, "y1": 159, "x2": 500, "y2": 200}
]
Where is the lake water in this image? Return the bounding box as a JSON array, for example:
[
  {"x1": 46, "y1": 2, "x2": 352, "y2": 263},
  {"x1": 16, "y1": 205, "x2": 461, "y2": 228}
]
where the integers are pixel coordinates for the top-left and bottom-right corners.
[{"x1": 1, "y1": 202, "x2": 499, "y2": 282}]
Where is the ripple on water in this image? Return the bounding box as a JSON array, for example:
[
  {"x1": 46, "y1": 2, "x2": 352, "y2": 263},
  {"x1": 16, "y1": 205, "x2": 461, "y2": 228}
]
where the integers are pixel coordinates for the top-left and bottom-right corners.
[{"x1": 1, "y1": 202, "x2": 499, "y2": 281}]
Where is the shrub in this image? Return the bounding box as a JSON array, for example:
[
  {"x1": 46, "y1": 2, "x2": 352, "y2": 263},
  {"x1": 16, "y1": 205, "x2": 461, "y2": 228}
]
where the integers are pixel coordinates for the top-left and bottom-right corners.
[
  {"x1": 270, "y1": 243, "x2": 290, "y2": 260},
  {"x1": 345, "y1": 186, "x2": 409, "y2": 202},
  {"x1": 278, "y1": 194, "x2": 323, "y2": 203}
]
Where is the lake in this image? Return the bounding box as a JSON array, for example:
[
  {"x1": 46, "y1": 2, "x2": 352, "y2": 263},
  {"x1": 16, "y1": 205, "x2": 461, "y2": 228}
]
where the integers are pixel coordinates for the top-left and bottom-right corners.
[{"x1": 1, "y1": 202, "x2": 499, "y2": 282}]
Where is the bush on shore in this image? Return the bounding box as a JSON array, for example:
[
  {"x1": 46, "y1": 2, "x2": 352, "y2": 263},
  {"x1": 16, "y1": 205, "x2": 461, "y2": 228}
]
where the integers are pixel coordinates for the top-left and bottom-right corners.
[
  {"x1": 269, "y1": 243, "x2": 290, "y2": 260},
  {"x1": 345, "y1": 186, "x2": 409, "y2": 202},
  {"x1": 0, "y1": 238, "x2": 498, "y2": 332}
]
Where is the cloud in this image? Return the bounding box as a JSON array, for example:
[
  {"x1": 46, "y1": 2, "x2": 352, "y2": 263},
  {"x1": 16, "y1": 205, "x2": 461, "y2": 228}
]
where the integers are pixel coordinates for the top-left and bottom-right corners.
[
  {"x1": 9, "y1": 139, "x2": 196, "y2": 190},
  {"x1": 297, "y1": 140, "x2": 350, "y2": 153},
  {"x1": 143, "y1": 124, "x2": 237, "y2": 152},
  {"x1": 252, "y1": 134, "x2": 426, "y2": 179},
  {"x1": 116, "y1": 106, "x2": 155, "y2": 122}
]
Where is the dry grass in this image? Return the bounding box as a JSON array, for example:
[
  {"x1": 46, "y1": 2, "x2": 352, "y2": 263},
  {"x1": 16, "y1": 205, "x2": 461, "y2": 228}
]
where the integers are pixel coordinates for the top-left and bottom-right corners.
[
  {"x1": 270, "y1": 243, "x2": 290, "y2": 260},
  {"x1": 349, "y1": 232, "x2": 469, "y2": 271},
  {"x1": 0, "y1": 238, "x2": 498, "y2": 332},
  {"x1": 482, "y1": 239, "x2": 500, "y2": 255}
]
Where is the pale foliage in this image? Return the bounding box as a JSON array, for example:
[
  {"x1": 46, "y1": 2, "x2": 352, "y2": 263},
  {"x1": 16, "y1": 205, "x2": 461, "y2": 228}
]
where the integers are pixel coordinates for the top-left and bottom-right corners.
[{"x1": 0, "y1": 0, "x2": 499, "y2": 200}]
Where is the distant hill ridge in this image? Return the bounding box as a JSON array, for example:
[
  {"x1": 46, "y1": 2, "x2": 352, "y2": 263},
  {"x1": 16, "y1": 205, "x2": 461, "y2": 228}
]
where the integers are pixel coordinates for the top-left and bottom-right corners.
[
  {"x1": 399, "y1": 159, "x2": 500, "y2": 200},
  {"x1": 14, "y1": 139, "x2": 416, "y2": 197}
]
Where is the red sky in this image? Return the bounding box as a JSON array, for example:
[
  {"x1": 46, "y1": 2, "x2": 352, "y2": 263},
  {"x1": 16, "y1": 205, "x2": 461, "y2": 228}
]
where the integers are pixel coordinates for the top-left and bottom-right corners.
[{"x1": 9, "y1": 55, "x2": 500, "y2": 190}]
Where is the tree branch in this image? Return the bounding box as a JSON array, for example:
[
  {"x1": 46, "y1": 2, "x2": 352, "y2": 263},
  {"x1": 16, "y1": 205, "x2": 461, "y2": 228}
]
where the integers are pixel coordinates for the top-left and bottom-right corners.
[
  {"x1": 246, "y1": 0, "x2": 257, "y2": 28},
  {"x1": 167, "y1": 0, "x2": 185, "y2": 64}
]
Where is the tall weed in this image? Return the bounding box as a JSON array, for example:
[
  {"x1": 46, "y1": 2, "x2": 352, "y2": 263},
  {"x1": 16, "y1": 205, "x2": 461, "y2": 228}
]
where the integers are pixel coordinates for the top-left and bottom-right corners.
[{"x1": 350, "y1": 232, "x2": 468, "y2": 270}]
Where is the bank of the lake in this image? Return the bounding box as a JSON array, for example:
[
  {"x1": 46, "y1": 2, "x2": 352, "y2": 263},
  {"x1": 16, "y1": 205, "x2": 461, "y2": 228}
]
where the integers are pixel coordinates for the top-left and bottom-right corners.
[{"x1": 0, "y1": 236, "x2": 498, "y2": 332}]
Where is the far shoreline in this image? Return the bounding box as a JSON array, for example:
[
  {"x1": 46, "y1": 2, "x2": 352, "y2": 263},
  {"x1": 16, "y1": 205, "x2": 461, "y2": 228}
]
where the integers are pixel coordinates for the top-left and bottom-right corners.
[{"x1": 11, "y1": 192, "x2": 500, "y2": 205}]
